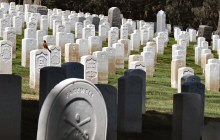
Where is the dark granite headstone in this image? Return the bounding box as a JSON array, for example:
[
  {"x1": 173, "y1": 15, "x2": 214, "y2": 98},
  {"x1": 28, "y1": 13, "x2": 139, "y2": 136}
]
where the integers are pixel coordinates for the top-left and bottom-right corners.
[
  {"x1": 92, "y1": 17, "x2": 100, "y2": 31},
  {"x1": 61, "y1": 62, "x2": 84, "y2": 79},
  {"x1": 77, "y1": 16, "x2": 86, "y2": 23},
  {"x1": 36, "y1": 6, "x2": 48, "y2": 15},
  {"x1": 117, "y1": 75, "x2": 142, "y2": 133},
  {"x1": 39, "y1": 67, "x2": 66, "y2": 111},
  {"x1": 95, "y1": 84, "x2": 117, "y2": 140},
  {"x1": 181, "y1": 75, "x2": 205, "y2": 137},
  {"x1": 124, "y1": 69, "x2": 146, "y2": 114},
  {"x1": 37, "y1": 78, "x2": 107, "y2": 140},
  {"x1": 181, "y1": 75, "x2": 205, "y2": 111},
  {"x1": 198, "y1": 25, "x2": 213, "y2": 43},
  {"x1": 0, "y1": 74, "x2": 21, "y2": 140},
  {"x1": 173, "y1": 93, "x2": 203, "y2": 140},
  {"x1": 108, "y1": 7, "x2": 122, "y2": 28}
]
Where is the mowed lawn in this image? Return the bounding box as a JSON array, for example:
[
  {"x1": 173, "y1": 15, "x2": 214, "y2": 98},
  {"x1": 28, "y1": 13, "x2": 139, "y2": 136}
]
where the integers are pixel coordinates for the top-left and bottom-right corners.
[{"x1": 13, "y1": 30, "x2": 220, "y2": 118}]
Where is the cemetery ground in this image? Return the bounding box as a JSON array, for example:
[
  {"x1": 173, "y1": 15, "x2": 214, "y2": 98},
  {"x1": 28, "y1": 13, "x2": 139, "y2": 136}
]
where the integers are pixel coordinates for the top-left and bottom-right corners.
[{"x1": 13, "y1": 30, "x2": 220, "y2": 140}]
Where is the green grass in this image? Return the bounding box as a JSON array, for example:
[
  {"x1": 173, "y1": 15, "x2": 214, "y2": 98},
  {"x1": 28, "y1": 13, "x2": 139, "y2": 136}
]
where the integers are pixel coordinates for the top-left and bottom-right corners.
[{"x1": 12, "y1": 31, "x2": 220, "y2": 118}]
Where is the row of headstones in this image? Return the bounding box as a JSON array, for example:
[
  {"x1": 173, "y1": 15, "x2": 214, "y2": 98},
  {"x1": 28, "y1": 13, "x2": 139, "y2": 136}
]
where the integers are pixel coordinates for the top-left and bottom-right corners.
[
  {"x1": 1, "y1": 72, "x2": 218, "y2": 140},
  {"x1": 0, "y1": 67, "x2": 146, "y2": 140},
  {"x1": 171, "y1": 27, "x2": 191, "y2": 91},
  {"x1": 195, "y1": 36, "x2": 220, "y2": 91},
  {"x1": 172, "y1": 27, "x2": 220, "y2": 92},
  {"x1": 0, "y1": 5, "x2": 170, "y2": 90}
]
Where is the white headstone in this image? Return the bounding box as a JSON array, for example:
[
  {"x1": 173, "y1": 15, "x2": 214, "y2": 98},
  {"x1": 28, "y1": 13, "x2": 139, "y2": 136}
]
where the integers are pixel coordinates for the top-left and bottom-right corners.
[
  {"x1": 30, "y1": 49, "x2": 50, "y2": 90},
  {"x1": 81, "y1": 55, "x2": 98, "y2": 84},
  {"x1": 0, "y1": 40, "x2": 12, "y2": 74},
  {"x1": 129, "y1": 61, "x2": 146, "y2": 72},
  {"x1": 22, "y1": 38, "x2": 37, "y2": 67},
  {"x1": 75, "y1": 22, "x2": 83, "y2": 39},
  {"x1": 128, "y1": 55, "x2": 143, "y2": 69},
  {"x1": 3, "y1": 28, "x2": 16, "y2": 58},
  {"x1": 102, "y1": 47, "x2": 116, "y2": 75},
  {"x1": 36, "y1": 30, "x2": 44, "y2": 49},
  {"x1": 76, "y1": 39, "x2": 89, "y2": 58},
  {"x1": 141, "y1": 29, "x2": 148, "y2": 45},
  {"x1": 93, "y1": 51, "x2": 108, "y2": 84},
  {"x1": 99, "y1": 24, "x2": 107, "y2": 42},
  {"x1": 212, "y1": 35, "x2": 219, "y2": 51},
  {"x1": 156, "y1": 10, "x2": 166, "y2": 33},
  {"x1": 88, "y1": 36, "x2": 101, "y2": 54},
  {"x1": 112, "y1": 43, "x2": 124, "y2": 69},
  {"x1": 13, "y1": 16, "x2": 22, "y2": 35},
  {"x1": 156, "y1": 36, "x2": 165, "y2": 55},
  {"x1": 205, "y1": 60, "x2": 220, "y2": 91},
  {"x1": 131, "y1": 32, "x2": 140, "y2": 51},
  {"x1": 56, "y1": 32, "x2": 66, "y2": 56},
  {"x1": 24, "y1": 28, "x2": 36, "y2": 39},
  {"x1": 40, "y1": 19, "x2": 48, "y2": 35},
  {"x1": 66, "y1": 33, "x2": 75, "y2": 44},
  {"x1": 48, "y1": 45, "x2": 61, "y2": 67},
  {"x1": 0, "y1": 18, "x2": 10, "y2": 37},
  {"x1": 120, "y1": 25, "x2": 128, "y2": 39},
  {"x1": 43, "y1": 35, "x2": 56, "y2": 46},
  {"x1": 141, "y1": 51, "x2": 154, "y2": 77},
  {"x1": 65, "y1": 43, "x2": 80, "y2": 62},
  {"x1": 108, "y1": 29, "x2": 118, "y2": 47}
]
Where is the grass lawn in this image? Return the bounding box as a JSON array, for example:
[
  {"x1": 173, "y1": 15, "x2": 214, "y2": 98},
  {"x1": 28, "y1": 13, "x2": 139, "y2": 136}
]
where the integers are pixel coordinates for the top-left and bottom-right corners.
[
  {"x1": 12, "y1": 30, "x2": 220, "y2": 139},
  {"x1": 13, "y1": 31, "x2": 220, "y2": 118}
]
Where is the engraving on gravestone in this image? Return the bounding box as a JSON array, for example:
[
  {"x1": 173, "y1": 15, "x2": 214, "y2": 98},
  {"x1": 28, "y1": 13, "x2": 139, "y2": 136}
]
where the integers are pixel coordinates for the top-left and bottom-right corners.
[
  {"x1": 50, "y1": 46, "x2": 61, "y2": 66},
  {"x1": 37, "y1": 78, "x2": 107, "y2": 140},
  {"x1": 0, "y1": 42, "x2": 11, "y2": 63},
  {"x1": 36, "y1": 52, "x2": 48, "y2": 73},
  {"x1": 86, "y1": 57, "x2": 97, "y2": 79},
  {"x1": 135, "y1": 63, "x2": 146, "y2": 70}
]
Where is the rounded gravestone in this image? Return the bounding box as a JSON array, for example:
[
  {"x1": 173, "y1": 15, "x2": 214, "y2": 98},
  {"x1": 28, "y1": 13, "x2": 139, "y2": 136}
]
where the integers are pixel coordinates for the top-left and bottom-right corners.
[
  {"x1": 37, "y1": 78, "x2": 107, "y2": 140},
  {"x1": 108, "y1": 7, "x2": 122, "y2": 28}
]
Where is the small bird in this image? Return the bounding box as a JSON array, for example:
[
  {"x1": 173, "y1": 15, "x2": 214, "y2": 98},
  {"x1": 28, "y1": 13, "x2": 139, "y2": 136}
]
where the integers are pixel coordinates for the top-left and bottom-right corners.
[{"x1": 43, "y1": 40, "x2": 51, "y2": 53}]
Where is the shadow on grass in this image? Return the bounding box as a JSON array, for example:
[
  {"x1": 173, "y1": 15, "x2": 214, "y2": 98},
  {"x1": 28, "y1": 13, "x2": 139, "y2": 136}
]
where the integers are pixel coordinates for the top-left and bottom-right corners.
[
  {"x1": 21, "y1": 99, "x2": 38, "y2": 140},
  {"x1": 20, "y1": 100, "x2": 220, "y2": 140}
]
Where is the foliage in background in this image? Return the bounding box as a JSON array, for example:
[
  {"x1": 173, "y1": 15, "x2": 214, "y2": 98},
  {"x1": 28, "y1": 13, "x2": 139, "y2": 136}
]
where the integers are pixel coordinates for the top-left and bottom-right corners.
[
  {"x1": 191, "y1": 0, "x2": 219, "y2": 29},
  {"x1": 46, "y1": 0, "x2": 220, "y2": 29}
]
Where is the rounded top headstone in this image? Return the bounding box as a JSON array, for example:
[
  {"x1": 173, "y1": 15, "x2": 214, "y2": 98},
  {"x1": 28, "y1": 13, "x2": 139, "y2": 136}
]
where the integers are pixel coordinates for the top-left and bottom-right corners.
[{"x1": 37, "y1": 78, "x2": 107, "y2": 140}]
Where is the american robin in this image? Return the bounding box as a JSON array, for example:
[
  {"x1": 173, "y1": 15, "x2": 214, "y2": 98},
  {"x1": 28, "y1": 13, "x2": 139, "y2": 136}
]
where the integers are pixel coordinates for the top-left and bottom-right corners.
[{"x1": 43, "y1": 40, "x2": 51, "y2": 53}]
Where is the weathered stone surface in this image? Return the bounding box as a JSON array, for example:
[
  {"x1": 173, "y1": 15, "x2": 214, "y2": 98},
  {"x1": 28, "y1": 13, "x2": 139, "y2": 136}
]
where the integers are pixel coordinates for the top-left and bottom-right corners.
[
  {"x1": 37, "y1": 78, "x2": 107, "y2": 140},
  {"x1": 108, "y1": 7, "x2": 122, "y2": 28},
  {"x1": 198, "y1": 25, "x2": 213, "y2": 43}
]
